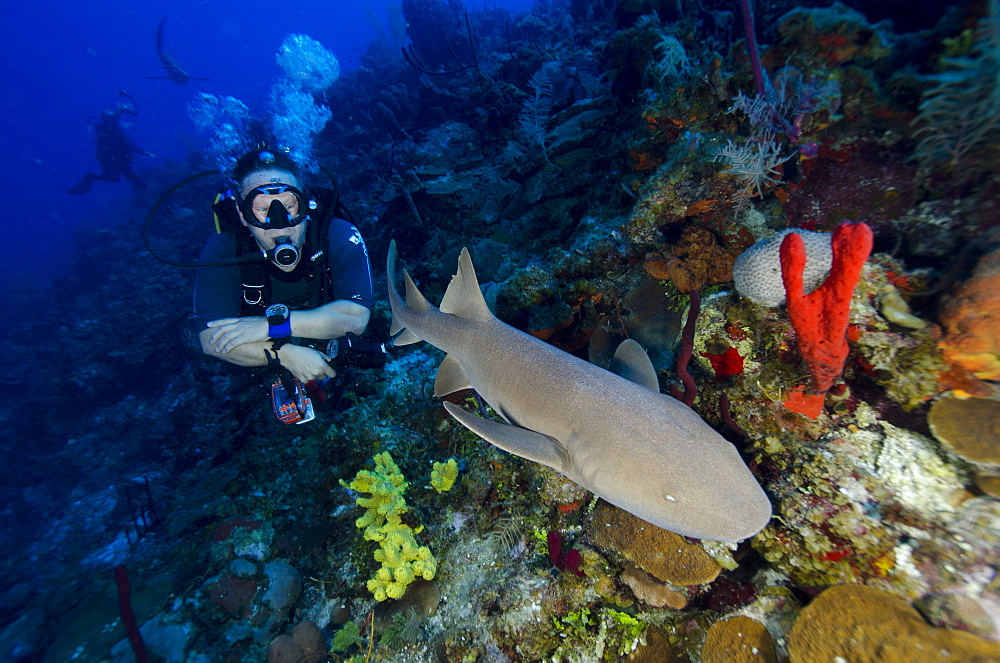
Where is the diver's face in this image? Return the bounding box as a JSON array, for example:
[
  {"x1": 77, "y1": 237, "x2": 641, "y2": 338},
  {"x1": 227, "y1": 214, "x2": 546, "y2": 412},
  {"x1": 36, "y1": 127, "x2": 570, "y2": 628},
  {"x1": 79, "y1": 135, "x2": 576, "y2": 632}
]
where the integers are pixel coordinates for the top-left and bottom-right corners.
[
  {"x1": 239, "y1": 168, "x2": 303, "y2": 222},
  {"x1": 238, "y1": 168, "x2": 307, "y2": 268},
  {"x1": 246, "y1": 190, "x2": 300, "y2": 224}
]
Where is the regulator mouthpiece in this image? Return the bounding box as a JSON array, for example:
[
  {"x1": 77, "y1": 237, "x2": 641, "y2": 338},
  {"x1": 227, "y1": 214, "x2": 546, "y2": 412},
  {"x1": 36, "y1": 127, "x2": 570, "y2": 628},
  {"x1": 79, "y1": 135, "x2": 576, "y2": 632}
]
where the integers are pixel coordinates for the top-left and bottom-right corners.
[{"x1": 271, "y1": 236, "x2": 299, "y2": 267}]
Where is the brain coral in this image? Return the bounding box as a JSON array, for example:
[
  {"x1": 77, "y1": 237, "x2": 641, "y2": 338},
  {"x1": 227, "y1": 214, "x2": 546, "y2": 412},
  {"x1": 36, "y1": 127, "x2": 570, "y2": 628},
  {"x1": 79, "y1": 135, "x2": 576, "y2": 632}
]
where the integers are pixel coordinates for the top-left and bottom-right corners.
[
  {"x1": 588, "y1": 501, "x2": 722, "y2": 608},
  {"x1": 733, "y1": 229, "x2": 832, "y2": 306},
  {"x1": 702, "y1": 615, "x2": 777, "y2": 663},
  {"x1": 788, "y1": 584, "x2": 1000, "y2": 662},
  {"x1": 928, "y1": 395, "x2": 1000, "y2": 469}
]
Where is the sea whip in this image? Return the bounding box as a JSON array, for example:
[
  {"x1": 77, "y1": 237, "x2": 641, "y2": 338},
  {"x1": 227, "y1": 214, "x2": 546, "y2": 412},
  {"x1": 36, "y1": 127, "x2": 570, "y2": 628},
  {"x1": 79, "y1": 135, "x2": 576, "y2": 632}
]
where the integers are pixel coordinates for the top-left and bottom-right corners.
[
  {"x1": 114, "y1": 565, "x2": 149, "y2": 663},
  {"x1": 739, "y1": 0, "x2": 766, "y2": 96}
]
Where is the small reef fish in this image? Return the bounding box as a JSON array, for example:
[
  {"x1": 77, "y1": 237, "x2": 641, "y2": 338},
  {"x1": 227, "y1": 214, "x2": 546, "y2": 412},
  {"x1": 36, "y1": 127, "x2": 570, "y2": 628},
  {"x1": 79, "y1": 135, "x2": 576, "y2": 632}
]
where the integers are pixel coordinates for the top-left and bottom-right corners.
[{"x1": 387, "y1": 242, "x2": 771, "y2": 542}]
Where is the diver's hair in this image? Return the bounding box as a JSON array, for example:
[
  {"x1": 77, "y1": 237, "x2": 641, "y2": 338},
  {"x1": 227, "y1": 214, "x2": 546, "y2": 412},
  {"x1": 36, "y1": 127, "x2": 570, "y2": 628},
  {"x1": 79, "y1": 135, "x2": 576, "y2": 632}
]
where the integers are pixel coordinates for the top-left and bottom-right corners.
[{"x1": 232, "y1": 148, "x2": 302, "y2": 184}]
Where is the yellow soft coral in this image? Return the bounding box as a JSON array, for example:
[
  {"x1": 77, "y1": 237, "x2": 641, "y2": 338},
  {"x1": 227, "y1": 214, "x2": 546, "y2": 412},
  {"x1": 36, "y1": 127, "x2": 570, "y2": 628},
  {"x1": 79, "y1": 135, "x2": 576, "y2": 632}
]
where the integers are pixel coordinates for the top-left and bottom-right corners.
[
  {"x1": 341, "y1": 452, "x2": 437, "y2": 601},
  {"x1": 430, "y1": 458, "x2": 459, "y2": 493}
]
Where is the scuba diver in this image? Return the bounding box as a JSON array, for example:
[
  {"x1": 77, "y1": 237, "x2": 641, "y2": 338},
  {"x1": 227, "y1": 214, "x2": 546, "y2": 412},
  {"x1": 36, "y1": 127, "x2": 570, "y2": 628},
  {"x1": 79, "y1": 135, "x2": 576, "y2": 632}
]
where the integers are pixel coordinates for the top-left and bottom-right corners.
[
  {"x1": 69, "y1": 90, "x2": 150, "y2": 195},
  {"x1": 192, "y1": 147, "x2": 378, "y2": 424}
]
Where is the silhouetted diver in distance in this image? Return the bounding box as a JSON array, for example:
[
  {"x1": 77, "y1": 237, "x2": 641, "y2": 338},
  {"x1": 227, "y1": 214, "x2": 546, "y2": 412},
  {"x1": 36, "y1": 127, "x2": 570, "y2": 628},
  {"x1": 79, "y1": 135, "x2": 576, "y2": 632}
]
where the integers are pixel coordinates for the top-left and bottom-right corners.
[{"x1": 68, "y1": 90, "x2": 151, "y2": 194}]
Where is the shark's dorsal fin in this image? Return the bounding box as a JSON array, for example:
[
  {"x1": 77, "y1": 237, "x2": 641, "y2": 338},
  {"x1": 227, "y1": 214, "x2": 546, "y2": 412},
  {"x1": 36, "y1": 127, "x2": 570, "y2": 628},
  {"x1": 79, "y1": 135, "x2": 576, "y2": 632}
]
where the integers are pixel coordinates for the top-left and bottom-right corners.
[
  {"x1": 440, "y1": 248, "x2": 491, "y2": 322},
  {"x1": 434, "y1": 354, "x2": 472, "y2": 396},
  {"x1": 443, "y1": 402, "x2": 569, "y2": 472},
  {"x1": 609, "y1": 339, "x2": 660, "y2": 393}
]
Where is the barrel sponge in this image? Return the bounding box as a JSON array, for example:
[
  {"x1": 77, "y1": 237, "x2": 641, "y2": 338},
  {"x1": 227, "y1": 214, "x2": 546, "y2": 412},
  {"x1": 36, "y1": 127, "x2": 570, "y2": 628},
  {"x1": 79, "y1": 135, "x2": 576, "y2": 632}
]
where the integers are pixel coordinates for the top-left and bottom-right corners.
[{"x1": 733, "y1": 229, "x2": 833, "y2": 306}]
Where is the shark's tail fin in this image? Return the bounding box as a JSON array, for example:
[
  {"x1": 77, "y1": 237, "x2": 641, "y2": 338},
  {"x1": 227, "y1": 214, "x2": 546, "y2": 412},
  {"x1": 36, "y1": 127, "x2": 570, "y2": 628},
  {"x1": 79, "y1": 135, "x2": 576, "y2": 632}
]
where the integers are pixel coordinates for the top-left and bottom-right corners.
[
  {"x1": 387, "y1": 240, "x2": 426, "y2": 346},
  {"x1": 156, "y1": 16, "x2": 167, "y2": 53}
]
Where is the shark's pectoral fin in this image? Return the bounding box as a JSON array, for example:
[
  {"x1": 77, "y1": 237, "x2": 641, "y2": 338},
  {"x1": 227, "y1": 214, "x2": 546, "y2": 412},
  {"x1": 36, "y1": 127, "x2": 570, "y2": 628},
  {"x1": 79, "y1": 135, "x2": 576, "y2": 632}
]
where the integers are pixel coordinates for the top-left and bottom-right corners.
[
  {"x1": 392, "y1": 329, "x2": 423, "y2": 346},
  {"x1": 609, "y1": 339, "x2": 660, "y2": 393},
  {"x1": 443, "y1": 401, "x2": 569, "y2": 472},
  {"x1": 435, "y1": 355, "x2": 471, "y2": 396}
]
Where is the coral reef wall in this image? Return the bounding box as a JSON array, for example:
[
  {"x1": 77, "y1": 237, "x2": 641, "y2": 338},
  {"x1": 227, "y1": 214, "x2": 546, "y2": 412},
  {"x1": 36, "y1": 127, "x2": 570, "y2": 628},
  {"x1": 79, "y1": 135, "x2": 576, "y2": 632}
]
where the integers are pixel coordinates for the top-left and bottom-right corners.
[{"x1": 2, "y1": 1, "x2": 999, "y2": 662}]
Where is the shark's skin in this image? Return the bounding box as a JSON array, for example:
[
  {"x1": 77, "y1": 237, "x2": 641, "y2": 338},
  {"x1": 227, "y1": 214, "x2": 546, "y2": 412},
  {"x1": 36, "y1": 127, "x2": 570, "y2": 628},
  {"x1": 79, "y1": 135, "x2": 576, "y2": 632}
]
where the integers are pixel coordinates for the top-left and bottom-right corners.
[
  {"x1": 387, "y1": 242, "x2": 772, "y2": 542},
  {"x1": 147, "y1": 17, "x2": 208, "y2": 84}
]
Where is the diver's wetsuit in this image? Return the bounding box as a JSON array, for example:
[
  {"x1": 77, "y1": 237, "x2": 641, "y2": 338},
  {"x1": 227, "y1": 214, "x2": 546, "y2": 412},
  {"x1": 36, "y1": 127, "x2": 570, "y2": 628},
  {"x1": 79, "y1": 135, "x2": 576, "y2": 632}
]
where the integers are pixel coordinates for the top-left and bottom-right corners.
[
  {"x1": 69, "y1": 111, "x2": 147, "y2": 194},
  {"x1": 192, "y1": 216, "x2": 373, "y2": 329}
]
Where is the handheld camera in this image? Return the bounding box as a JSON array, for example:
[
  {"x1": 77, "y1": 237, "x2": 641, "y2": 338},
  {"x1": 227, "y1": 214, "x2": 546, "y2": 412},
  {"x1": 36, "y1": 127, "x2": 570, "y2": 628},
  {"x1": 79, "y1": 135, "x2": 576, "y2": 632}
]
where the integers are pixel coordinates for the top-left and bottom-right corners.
[
  {"x1": 271, "y1": 378, "x2": 315, "y2": 425},
  {"x1": 269, "y1": 330, "x2": 388, "y2": 425}
]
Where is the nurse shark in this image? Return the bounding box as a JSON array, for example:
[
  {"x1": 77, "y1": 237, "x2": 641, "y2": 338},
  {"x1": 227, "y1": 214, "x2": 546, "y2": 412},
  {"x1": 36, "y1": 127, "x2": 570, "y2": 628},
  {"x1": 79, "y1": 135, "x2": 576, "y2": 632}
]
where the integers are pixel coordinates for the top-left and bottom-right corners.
[{"x1": 387, "y1": 241, "x2": 771, "y2": 542}]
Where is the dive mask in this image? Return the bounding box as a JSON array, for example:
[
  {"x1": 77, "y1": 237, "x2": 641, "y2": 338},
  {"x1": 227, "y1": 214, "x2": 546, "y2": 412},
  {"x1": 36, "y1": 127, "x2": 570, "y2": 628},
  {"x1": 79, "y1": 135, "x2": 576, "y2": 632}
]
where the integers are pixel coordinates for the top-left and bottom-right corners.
[{"x1": 239, "y1": 183, "x2": 316, "y2": 230}]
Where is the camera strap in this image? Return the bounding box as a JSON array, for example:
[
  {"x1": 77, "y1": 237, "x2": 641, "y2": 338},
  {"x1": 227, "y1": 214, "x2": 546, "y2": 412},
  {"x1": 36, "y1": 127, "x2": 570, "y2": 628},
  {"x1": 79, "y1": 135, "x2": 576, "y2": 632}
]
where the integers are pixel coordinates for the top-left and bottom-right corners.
[{"x1": 265, "y1": 341, "x2": 295, "y2": 392}]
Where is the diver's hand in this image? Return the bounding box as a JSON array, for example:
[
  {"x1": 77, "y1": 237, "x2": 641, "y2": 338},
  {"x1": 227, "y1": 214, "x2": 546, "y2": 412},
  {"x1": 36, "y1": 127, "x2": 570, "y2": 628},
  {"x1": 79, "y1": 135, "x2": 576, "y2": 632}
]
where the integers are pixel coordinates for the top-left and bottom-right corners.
[
  {"x1": 206, "y1": 316, "x2": 269, "y2": 353},
  {"x1": 277, "y1": 344, "x2": 338, "y2": 383}
]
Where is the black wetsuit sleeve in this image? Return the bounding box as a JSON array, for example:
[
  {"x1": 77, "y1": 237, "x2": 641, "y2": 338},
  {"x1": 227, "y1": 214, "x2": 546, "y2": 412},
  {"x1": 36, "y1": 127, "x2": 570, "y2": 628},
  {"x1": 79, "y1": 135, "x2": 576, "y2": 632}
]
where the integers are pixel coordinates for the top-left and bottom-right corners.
[
  {"x1": 326, "y1": 218, "x2": 374, "y2": 311},
  {"x1": 192, "y1": 233, "x2": 242, "y2": 328}
]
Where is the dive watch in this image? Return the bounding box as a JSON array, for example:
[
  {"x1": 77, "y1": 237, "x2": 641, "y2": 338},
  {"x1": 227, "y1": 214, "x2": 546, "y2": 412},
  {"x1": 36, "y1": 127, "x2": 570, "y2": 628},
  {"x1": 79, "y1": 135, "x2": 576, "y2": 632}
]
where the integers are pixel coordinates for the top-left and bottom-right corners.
[{"x1": 266, "y1": 303, "x2": 292, "y2": 339}]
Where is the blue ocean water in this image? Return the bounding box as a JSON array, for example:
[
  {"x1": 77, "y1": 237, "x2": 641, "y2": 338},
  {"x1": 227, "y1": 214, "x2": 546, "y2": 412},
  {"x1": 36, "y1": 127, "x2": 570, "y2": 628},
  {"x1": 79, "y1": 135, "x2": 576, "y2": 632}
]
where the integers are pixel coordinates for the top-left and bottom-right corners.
[{"x1": 2, "y1": 0, "x2": 530, "y2": 292}]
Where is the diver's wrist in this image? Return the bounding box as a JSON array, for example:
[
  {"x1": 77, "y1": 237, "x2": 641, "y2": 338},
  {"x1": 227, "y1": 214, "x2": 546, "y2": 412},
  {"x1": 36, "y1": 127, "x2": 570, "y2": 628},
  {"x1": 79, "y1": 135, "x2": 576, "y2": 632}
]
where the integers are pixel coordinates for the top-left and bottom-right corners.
[{"x1": 266, "y1": 303, "x2": 292, "y2": 338}]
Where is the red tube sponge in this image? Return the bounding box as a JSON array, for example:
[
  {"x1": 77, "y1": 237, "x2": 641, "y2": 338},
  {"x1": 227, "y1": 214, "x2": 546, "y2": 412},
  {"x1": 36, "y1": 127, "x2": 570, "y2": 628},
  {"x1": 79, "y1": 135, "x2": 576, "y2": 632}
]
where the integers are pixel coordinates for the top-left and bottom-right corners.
[{"x1": 780, "y1": 221, "x2": 873, "y2": 393}]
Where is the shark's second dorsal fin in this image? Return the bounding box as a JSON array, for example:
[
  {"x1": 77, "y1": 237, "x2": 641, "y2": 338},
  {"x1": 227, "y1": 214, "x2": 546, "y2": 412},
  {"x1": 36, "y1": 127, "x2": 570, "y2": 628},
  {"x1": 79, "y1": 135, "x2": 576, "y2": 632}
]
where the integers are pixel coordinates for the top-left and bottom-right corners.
[
  {"x1": 391, "y1": 272, "x2": 429, "y2": 345},
  {"x1": 434, "y1": 354, "x2": 472, "y2": 397},
  {"x1": 403, "y1": 270, "x2": 432, "y2": 313},
  {"x1": 440, "y1": 248, "x2": 492, "y2": 322},
  {"x1": 388, "y1": 240, "x2": 428, "y2": 345},
  {"x1": 609, "y1": 339, "x2": 661, "y2": 393}
]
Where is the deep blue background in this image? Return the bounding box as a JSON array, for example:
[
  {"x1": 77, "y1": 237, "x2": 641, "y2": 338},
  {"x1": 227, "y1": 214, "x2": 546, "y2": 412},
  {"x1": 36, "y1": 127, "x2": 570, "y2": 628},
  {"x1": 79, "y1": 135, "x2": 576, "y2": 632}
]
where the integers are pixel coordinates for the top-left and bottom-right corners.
[{"x1": 1, "y1": 0, "x2": 530, "y2": 292}]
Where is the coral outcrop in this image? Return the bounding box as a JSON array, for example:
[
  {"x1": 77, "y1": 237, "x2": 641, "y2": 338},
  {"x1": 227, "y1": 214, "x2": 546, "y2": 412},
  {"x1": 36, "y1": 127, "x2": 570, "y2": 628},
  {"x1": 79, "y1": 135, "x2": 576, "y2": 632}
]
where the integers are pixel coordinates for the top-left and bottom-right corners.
[
  {"x1": 266, "y1": 621, "x2": 325, "y2": 663},
  {"x1": 702, "y1": 615, "x2": 777, "y2": 663},
  {"x1": 928, "y1": 394, "x2": 1000, "y2": 496},
  {"x1": 937, "y1": 233, "x2": 1000, "y2": 380},
  {"x1": 787, "y1": 584, "x2": 1000, "y2": 662},
  {"x1": 588, "y1": 501, "x2": 723, "y2": 609},
  {"x1": 643, "y1": 226, "x2": 737, "y2": 293},
  {"x1": 928, "y1": 395, "x2": 1000, "y2": 469}
]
